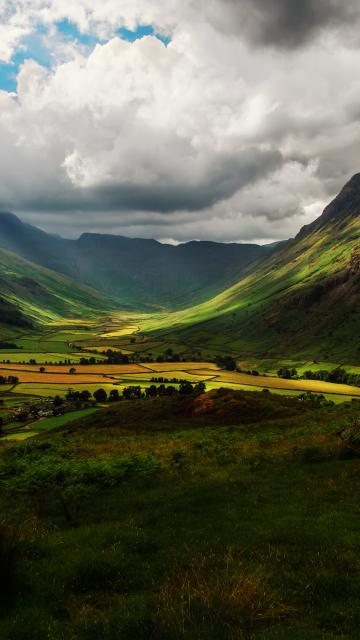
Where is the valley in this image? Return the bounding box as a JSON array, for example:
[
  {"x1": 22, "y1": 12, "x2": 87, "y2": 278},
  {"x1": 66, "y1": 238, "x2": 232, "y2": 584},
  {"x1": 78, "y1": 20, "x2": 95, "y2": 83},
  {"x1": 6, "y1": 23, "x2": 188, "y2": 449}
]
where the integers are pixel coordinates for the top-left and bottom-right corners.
[{"x1": 1, "y1": 175, "x2": 360, "y2": 639}]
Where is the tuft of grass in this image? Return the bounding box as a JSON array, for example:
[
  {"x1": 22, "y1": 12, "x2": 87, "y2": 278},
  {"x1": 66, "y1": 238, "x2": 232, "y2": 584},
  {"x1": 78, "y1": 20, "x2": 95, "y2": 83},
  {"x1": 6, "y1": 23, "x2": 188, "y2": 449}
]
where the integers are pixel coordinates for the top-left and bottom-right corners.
[{"x1": 154, "y1": 554, "x2": 292, "y2": 639}]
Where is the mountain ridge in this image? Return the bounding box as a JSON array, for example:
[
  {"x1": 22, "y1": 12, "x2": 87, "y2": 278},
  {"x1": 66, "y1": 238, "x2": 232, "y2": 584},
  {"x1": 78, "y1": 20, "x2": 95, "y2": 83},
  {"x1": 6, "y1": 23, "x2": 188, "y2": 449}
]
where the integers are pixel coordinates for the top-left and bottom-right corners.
[{"x1": 0, "y1": 211, "x2": 269, "y2": 310}]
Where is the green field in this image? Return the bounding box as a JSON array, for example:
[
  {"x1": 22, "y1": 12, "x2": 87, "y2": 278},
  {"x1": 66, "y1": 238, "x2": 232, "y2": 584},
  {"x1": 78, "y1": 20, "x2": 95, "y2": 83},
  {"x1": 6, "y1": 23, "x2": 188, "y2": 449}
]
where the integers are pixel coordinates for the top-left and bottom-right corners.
[{"x1": 1, "y1": 430, "x2": 39, "y2": 440}]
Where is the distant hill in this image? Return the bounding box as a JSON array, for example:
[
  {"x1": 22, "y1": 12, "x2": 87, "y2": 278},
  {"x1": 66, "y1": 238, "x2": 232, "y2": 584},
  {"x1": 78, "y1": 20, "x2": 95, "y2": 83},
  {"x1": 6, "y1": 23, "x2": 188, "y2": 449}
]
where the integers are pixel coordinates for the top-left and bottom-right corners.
[
  {"x1": 0, "y1": 248, "x2": 121, "y2": 325},
  {"x1": 145, "y1": 173, "x2": 360, "y2": 363},
  {"x1": 0, "y1": 212, "x2": 268, "y2": 310}
]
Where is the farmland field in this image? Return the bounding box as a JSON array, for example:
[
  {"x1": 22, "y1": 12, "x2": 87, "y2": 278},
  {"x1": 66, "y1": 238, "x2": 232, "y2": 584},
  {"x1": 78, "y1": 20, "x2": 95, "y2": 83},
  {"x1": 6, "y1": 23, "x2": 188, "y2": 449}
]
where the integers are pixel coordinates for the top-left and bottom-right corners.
[
  {"x1": 1, "y1": 430, "x2": 39, "y2": 440},
  {"x1": 0, "y1": 363, "x2": 152, "y2": 375},
  {"x1": 13, "y1": 383, "x2": 121, "y2": 397}
]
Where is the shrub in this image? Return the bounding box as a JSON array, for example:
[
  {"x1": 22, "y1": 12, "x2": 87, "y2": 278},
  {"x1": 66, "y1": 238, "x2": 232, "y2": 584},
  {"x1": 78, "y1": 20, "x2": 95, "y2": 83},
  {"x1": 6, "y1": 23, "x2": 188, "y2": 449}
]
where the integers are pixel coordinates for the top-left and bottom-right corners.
[
  {"x1": 0, "y1": 520, "x2": 22, "y2": 599},
  {"x1": 301, "y1": 445, "x2": 327, "y2": 463}
]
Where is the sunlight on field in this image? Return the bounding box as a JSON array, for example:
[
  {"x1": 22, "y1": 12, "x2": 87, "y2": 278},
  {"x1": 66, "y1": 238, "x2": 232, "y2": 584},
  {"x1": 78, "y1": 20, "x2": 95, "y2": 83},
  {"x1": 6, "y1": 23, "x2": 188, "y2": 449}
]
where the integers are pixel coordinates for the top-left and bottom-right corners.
[
  {"x1": 202, "y1": 369, "x2": 360, "y2": 396},
  {"x1": 13, "y1": 383, "x2": 120, "y2": 397},
  {"x1": 2, "y1": 431, "x2": 39, "y2": 440},
  {"x1": 0, "y1": 370, "x2": 107, "y2": 384},
  {"x1": 100, "y1": 326, "x2": 138, "y2": 337},
  {"x1": 0, "y1": 363, "x2": 150, "y2": 375},
  {"x1": 146, "y1": 362, "x2": 219, "y2": 372}
]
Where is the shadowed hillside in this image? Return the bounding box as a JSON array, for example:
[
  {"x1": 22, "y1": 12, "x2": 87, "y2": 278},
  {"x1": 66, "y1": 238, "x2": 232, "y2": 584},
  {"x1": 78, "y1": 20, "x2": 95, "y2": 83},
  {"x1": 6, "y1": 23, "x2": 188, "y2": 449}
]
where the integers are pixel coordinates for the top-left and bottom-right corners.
[{"x1": 0, "y1": 212, "x2": 268, "y2": 310}]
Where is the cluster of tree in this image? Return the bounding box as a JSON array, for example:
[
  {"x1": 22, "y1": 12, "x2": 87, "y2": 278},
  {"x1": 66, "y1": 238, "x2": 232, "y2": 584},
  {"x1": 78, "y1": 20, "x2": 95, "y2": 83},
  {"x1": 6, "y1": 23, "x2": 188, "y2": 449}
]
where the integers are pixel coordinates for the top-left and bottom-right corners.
[
  {"x1": 122, "y1": 380, "x2": 207, "y2": 400},
  {"x1": 277, "y1": 367, "x2": 298, "y2": 379},
  {"x1": 65, "y1": 389, "x2": 92, "y2": 401},
  {"x1": 0, "y1": 375, "x2": 19, "y2": 385},
  {"x1": 65, "y1": 387, "x2": 120, "y2": 403},
  {"x1": 0, "y1": 341, "x2": 22, "y2": 349},
  {"x1": 214, "y1": 355, "x2": 237, "y2": 371},
  {"x1": 154, "y1": 348, "x2": 181, "y2": 363},
  {"x1": 146, "y1": 381, "x2": 206, "y2": 397},
  {"x1": 302, "y1": 368, "x2": 360, "y2": 387},
  {"x1": 103, "y1": 350, "x2": 130, "y2": 365},
  {"x1": 94, "y1": 388, "x2": 120, "y2": 402},
  {"x1": 237, "y1": 368, "x2": 260, "y2": 376},
  {"x1": 79, "y1": 357, "x2": 97, "y2": 365},
  {"x1": 298, "y1": 391, "x2": 334, "y2": 406}
]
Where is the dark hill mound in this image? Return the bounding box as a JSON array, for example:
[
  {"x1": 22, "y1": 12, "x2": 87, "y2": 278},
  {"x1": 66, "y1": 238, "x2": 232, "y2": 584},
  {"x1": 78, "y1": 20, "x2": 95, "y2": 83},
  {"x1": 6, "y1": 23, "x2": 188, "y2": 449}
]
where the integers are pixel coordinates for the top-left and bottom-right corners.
[{"x1": 61, "y1": 389, "x2": 307, "y2": 436}]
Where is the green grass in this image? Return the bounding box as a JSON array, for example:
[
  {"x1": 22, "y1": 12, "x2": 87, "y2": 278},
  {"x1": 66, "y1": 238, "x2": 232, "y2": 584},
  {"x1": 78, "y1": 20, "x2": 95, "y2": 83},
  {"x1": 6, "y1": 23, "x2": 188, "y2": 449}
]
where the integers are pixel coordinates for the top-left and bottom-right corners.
[
  {"x1": 33, "y1": 407, "x2": 99, "y2": 430},
  {"x1": 1, "y1": 389, "x2": 360, "y2": 638},
  {"x1": 1, "y1": 431, "x2": 39, "y2": 440}
]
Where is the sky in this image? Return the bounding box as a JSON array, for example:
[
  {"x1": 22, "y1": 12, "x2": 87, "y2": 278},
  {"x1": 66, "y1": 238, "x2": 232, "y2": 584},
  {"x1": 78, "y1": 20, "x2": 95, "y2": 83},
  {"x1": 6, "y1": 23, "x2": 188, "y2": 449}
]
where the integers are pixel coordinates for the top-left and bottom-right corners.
[{"x1": 0, "y1": 1, "x2": 360, "y2": 244}]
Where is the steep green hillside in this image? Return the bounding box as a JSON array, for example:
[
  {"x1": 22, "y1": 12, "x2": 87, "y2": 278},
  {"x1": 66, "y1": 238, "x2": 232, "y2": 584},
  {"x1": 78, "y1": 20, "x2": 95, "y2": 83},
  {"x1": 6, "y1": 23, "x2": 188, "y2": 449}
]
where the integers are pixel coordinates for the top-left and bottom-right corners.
[
  {"x1": 0, "y1": 248, "x2": 120, "y2": 325},
  {"x1": 142, "y1": 174, "x2": 360, "y2": 363},
  {"x1": 0, "y1": 212, "x2": 267, "y2": 310}
]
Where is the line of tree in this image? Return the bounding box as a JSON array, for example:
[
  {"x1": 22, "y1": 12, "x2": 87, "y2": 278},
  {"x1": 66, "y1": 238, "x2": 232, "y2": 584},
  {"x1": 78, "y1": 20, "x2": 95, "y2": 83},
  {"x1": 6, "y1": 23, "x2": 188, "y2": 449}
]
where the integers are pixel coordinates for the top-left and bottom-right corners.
[
  {"x1": 298, "y1": 391, "x2": 334, "y2": 406},
  {"x1": 0, "y1": 342, "x2": 23, "y2": 349},
  {"x1": 302, "y1": 368, "x2": 360, "y2": 387},
  {"x1": 0, "y1": 375, "x2": 19, "y2": 385},
  {"x1": 277, "y1": 367, "x2": 298, "y2": 379}
]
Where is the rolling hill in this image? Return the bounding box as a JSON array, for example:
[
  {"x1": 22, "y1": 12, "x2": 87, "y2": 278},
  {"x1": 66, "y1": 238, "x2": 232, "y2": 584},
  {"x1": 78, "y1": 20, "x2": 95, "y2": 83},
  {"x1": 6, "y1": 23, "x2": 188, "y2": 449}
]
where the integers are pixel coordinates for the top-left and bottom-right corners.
[
  {"x1": 0, "y1": 247, "x2": 121, "y2": 324},
  {"x1": 143, "y1": 173, "x2": 360, "y2": 363},
  {"x1": 0, "y1": 212, "x2": 268, "y2": 310}
]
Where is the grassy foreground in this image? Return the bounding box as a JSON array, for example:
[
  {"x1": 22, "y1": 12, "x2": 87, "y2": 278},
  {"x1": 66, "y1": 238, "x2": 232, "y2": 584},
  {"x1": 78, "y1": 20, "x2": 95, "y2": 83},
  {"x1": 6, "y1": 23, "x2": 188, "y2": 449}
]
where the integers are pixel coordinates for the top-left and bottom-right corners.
[{"x1": 1, "y1": 389, "x2": 360, "y2": 639}]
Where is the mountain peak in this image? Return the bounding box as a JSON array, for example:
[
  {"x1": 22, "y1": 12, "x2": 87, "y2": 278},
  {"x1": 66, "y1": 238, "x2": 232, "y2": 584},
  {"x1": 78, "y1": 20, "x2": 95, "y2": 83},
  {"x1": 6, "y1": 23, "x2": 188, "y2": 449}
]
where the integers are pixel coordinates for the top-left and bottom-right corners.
[
  {"x1": 295, "y1": 173, "x2": 360, "y2": 241},
  {"x1": 316, "y1": 172, "x2": 360, "y2": 228}
]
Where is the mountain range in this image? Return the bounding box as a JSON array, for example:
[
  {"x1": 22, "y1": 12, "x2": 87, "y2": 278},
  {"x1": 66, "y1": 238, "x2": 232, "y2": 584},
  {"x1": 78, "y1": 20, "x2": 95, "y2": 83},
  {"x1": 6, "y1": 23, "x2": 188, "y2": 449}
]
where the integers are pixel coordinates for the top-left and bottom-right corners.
[
  {"x1": 1, "y1": 173, "x2": 360, "y2": 361},
  {"x1": 0, "y1": 212, "x2": 267, "y2": 311}
]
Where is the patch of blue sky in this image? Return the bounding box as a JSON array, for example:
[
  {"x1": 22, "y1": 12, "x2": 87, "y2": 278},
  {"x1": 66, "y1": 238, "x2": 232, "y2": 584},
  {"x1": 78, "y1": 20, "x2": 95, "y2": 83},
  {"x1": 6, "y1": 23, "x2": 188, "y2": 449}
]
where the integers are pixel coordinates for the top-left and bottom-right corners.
[
  {"x1": 55, "y1": 18, "x2": 106, "y2": 50},
  {"x1": 116, "y1": 25, "x2": 171, "y2": 46},
  {"x1": 0, "y1": 20, "x2": 171, "y2": 93},
  {"x1": 0, "y1": 27, "x2": 52, "y2": 93},
  {"x1": 57, "y1": 19, "x2": 171, "y2": 47}
]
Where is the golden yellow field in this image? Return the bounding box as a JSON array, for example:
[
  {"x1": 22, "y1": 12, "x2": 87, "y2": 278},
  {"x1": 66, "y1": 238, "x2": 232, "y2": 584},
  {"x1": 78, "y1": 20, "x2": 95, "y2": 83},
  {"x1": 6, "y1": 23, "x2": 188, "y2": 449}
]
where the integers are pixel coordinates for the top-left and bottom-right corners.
[
  {"x1": 145, "y1": 362, "x2": 219, "y2": 372},
  {"x1": 0, "y1": 364, "x2": 150, "y2": 375},
  {"x1": 201, "y1": 369, "x2": 360, "y2": 396},
  {"x1": 0, "y1": 370, "x2": 108, "y2": 384}
]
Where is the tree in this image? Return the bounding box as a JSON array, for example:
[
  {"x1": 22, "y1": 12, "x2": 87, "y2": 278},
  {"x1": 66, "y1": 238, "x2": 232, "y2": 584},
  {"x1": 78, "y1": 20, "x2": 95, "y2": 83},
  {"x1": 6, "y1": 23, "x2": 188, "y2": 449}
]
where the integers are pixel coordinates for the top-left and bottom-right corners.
[
  {"x1": 0, "y1": 416, "x2": 3, "y2": 433},
  {"x1": 80, "y1": 390, "x2": 91, "y2": 401},
  {"x1": 225, "y1": 360, "x2": 236, "y2": 371},
  {"x1": 122, "y1": 386, "x2": 141, "y2": 399},
  {"x1": 145, "y1": 385, "x2": 158, "y2": 397},
  {"x1": 53, "y1": 396, "x2": 63, "y2": 406},
  {"x1": 93, "y1": 388, "x2": 108, "y2": 403},
  {"x1": 179, "y1": 381, "x2": 194, "y2": 395},
  {"x1": 194, "y1": 381, "x2": 206, "y2": 393},
  {"x1": 39, "y1": 366, "x2": 45, "y2": 373},
  {"x1": 165, "y1": 348, "x2": 173, "y2": 356},
  {"x1": 69, "y1": 368, "x2": 76, "y2": 373},
  {"x1": 109, "y1": 389, "x2": 120, "y2": 401},
  {"x1": 130, "y1": 338, "x2": 136, "y2": 344},
  {"x1": 165, "y1": 385, "x2": 177, "y2": 396}
]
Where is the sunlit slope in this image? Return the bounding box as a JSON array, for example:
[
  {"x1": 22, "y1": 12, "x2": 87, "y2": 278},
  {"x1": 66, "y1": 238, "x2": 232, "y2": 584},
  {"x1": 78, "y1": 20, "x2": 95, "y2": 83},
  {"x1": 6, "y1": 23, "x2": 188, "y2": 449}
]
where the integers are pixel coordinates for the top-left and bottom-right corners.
[
  {"x1": 143, "y1": 174, "x2": 360, "y2": 362},
  {"x1": 0, "y1": 248, "x2": 120, "y2": 324}
]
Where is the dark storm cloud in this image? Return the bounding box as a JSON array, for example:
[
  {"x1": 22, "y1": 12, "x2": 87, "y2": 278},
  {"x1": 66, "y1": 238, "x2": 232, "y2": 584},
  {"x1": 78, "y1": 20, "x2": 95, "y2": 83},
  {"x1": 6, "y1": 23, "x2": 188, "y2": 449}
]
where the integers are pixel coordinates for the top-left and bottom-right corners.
[
  {"x1": 205, "y1": 0, "x2": 360, "y2": 49},
  {"x1": 7, "y1": 148, "x2": 283, "y2": 215}
]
